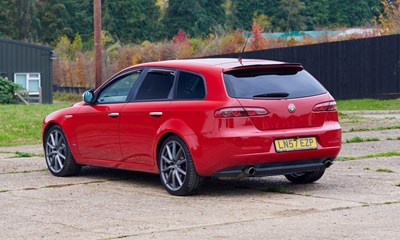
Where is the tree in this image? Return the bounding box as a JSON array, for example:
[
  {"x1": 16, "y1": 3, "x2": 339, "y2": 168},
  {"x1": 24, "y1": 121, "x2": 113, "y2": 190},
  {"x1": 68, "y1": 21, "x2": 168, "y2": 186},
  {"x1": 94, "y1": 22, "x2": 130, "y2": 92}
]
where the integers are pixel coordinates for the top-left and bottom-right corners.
[
  {"x1": 63, "y1": 0, "x2": 93, "y2": 41},
  {"x1": 0, "y1": 0, "x2": 16, "y2": 38},
  {"x1": 0, "y1": 0, "x2": 385, "y2": 44},
  {"x1": 104, "y1": 0, "x2": 161, "y2": 43},
  {"x1": 227, "y1": 0, "x2": 276, "y2": 31},
  {"x1": 303, "y1": 0, "x2": 330, "y2": 29},
  {"x1": 253, "y1": 13, "x2": 273, "y2": 31},
  {"x1": 374, "y1": 0, "x2": 400, "y2": 34},
  {"x1": 250, "y1": 22, "x2": 267, "y2": 50},
  {"x1": 276, "y1": 0, "x2": 307, "y2": 31},
  {"x1": 164, "y1": 0, "x2": 225, "y2": 38},
  {"x1": 37, "y1": 2, "x2": 71, "y2": 44},
  {"x1": 15, "y1": 0, "x2": 41, "y2": 41}
]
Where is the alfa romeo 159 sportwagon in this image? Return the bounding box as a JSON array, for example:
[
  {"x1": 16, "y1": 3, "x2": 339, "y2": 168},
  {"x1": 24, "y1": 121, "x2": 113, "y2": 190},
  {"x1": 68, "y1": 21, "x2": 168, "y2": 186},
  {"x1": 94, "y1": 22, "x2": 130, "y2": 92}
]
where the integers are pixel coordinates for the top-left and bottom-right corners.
[{"x1": 43, "y1": 58, "x2": 341, "y2": 195}]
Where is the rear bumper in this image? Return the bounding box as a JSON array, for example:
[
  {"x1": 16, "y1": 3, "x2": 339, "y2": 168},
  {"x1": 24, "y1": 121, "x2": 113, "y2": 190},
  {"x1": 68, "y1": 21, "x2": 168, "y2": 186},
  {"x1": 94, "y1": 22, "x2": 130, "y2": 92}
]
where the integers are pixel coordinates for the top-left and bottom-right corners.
[
  {"x1": 190, "y1": 121, "x2": 341, "y2": 176},
  {"x1": 212, "y1": 157, "x2": 335, "y2": 178}
]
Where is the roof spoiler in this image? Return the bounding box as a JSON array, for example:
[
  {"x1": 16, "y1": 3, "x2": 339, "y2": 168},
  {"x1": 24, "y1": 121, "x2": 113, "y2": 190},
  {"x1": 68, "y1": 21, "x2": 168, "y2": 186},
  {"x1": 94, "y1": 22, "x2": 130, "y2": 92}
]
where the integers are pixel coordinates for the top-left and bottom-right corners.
[{"x1": 224, "y1": 63, "x2": 304, "y2": 75}]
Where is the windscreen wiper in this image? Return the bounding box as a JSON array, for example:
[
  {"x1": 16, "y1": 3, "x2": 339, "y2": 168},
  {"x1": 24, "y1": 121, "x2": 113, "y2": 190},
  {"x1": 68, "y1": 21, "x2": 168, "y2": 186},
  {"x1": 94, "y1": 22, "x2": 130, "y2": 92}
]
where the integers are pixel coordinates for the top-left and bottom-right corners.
[{"x1": 253, "y1": 92, "x2": 289, "y2": 98}]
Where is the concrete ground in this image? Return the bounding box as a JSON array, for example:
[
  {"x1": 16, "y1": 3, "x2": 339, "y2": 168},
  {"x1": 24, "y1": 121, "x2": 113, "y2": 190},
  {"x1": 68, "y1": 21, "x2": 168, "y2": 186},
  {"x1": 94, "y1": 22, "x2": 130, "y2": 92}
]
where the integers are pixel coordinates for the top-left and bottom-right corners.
[{"x1": 1, "y1": 113, "x2": 399, "y2": 240}]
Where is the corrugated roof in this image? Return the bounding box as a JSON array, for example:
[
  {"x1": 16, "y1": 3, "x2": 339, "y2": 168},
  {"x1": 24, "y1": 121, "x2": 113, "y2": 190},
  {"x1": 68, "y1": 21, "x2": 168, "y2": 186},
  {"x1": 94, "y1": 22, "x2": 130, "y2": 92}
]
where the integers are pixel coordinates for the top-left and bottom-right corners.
[{"x1": 0, "y1": 38, "x2": 52, "y2": 50}]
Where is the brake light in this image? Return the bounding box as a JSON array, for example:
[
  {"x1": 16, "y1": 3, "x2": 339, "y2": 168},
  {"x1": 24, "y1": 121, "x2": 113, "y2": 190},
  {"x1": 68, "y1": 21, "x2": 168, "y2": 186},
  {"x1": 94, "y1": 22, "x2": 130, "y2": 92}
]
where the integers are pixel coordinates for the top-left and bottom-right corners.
[
  {"x1": 313, "y1": 101, "x2": 337, "y2": 111},
  {"x1": 215, "y1": 107, "x2": 268, "y2": 118}
]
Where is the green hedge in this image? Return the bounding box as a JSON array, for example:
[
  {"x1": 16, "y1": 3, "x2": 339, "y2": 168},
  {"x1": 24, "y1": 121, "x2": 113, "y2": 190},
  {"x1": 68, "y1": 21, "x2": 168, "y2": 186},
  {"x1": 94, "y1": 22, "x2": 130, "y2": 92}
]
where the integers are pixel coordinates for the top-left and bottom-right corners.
[{"x1": 0, "y1": 77, "x2": 20, "y2": 104}]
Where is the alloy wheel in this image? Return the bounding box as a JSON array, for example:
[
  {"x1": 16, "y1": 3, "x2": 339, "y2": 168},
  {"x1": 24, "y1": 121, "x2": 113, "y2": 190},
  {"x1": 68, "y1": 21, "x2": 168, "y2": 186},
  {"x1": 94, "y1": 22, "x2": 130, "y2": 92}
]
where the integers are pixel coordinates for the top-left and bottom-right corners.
[
  {"x1": 159, "y1": 140, "x2": 187, "y2": 191},
  {"x1": 45, "y1": 129, "x2": 67, "y2": 173}
]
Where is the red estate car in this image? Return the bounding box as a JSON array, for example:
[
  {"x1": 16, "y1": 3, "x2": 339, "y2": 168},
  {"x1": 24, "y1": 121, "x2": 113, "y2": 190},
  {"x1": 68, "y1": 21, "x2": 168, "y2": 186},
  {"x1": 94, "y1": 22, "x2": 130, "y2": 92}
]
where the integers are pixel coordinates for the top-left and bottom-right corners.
[{"x1": 43, "y1": 58, "x2": 341, "y2": 195}]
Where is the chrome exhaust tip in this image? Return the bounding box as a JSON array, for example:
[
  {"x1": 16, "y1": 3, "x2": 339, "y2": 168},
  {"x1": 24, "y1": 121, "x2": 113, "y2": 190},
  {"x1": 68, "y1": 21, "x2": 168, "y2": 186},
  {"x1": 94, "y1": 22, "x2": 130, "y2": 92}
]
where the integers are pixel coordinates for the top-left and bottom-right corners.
[
  {"x1": 243, "y1": 166, "x2": 256, "y2": 176},
  {"x1": 325, "y1": 160, "x2": 333, "y2": 168}
]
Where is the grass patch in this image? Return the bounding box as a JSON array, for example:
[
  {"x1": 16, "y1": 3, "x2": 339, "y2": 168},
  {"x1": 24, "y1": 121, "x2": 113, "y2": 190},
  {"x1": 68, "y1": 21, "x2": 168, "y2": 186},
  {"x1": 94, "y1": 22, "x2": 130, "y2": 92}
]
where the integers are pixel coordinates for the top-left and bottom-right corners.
[
  {"x1": 363, "y1": 167, "x2": 371, "y2": 170},
  {"x1": 0, "y1": 189, "x2": 9, "y2": 193},
  {"x1": 346, "y1": 126, "x2": 400, "y2": 133},
  {"x1": 337, "y1": 151, "x2": 400, "y2": 161},
  {"x1": 338, "y1": 112, "x2": 364, "y2": 123},
  {"x1": 14, "y1": 151, "x2": 35, "y2": 158},
  {"x1": 345, "y1": 136, "x2": 380, "y2": 143},
  {"x1": 53, "y1": 92, "x2": 82, "y2": 103},
  {"x1": 337, "y1": 99, "x2": 400, "y2": 111},
  {"x1": 396, "y1": 183, "x2": 400, "y2": 187},
  {"x1": 0, "y1": 104, "x2": 69, "y2": 146},
  {"x1": 386, "y1": 137, "x2": 400, "y2": 141},
  {"x1": 376, "y1": 168, "x2": 395, "y2": 173}
]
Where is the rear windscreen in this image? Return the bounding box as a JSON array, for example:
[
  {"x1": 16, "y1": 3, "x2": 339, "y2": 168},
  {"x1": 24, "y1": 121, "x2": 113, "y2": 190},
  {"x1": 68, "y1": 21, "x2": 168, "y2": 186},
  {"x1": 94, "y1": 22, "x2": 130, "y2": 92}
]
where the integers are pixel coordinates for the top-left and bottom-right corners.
[{"x1": 223, "y1": 69, "x2": 327, "y2": 99}]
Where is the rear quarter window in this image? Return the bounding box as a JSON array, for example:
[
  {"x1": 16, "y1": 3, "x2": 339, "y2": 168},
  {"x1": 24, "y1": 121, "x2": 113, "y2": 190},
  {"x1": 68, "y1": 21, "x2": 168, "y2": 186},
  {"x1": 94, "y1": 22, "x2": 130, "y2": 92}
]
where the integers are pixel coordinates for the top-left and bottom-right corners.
[
  {"x1": 223, "y1": 69, "x2": 326, "y2": 99},
  {"x1": 176, "y1": 71, "x2": 206, "y2": 100}
]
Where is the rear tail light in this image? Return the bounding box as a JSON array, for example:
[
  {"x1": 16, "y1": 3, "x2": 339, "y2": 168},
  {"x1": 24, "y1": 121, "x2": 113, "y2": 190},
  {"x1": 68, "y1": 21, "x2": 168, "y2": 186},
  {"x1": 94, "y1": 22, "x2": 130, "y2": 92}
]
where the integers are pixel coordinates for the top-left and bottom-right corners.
[
  {"x1": 215, "y1": 107, "x2": 268, "y2": 118},
  {"x1": 313, "y1": 101, "x2": 337, "y2": 111}
]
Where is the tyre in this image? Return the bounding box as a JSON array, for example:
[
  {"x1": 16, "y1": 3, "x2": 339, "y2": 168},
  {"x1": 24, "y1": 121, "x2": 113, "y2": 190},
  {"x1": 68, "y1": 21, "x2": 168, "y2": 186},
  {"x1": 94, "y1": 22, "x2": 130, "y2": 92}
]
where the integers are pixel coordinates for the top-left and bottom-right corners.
[
  {"x1": 284, "y1": 169, "x2": 325, "y2": 184},
  {"x1": 158, "y1": 135, "x2": 204, "y2": 196},
  {"x1": 44, "y1": 125, "x2": 81, "y2": 177}
]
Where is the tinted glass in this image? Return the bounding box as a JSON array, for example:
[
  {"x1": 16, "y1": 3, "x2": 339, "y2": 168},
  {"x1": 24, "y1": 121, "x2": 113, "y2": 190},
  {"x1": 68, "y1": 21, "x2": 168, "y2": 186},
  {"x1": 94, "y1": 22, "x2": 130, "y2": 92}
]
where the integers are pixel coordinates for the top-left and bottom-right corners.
[
  {"x1": 98, "y1": 71, "x2": 140, "y2": 103},
  {"x1": 176, "y1": 72, "x2": 205, "y2": 100},
  {"x1": 136, "y1": 72, "x2": 174, "y2": 100},
  {"x1": 223, "y1": 69, "x2": 326, "y2": 99}
]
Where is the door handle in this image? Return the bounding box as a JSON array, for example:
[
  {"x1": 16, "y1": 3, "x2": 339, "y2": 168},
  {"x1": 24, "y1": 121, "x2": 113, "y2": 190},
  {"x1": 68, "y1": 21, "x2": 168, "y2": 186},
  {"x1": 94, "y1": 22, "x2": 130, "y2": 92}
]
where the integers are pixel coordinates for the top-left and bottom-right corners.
[
  {"x1": 108, "y1": 112, "x2": 119, "y2": 118},
  {"x1": 150, "y1": 112, "x2": 163, "y2": 117}
]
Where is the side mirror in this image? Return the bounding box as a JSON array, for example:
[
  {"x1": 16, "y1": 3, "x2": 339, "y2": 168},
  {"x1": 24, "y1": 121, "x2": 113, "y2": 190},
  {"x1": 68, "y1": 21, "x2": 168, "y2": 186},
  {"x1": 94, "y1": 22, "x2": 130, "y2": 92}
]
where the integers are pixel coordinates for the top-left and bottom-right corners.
[{"x1": 82, "y1": 90, "x2": 95, "y2": 104}]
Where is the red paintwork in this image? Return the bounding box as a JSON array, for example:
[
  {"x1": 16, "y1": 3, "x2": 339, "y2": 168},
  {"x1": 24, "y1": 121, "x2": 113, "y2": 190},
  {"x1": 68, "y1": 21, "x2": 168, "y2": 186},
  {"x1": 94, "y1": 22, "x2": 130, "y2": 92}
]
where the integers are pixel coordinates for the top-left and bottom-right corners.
[{"x1": 42, "y1": 58, "x2": 341, "y2": 176}]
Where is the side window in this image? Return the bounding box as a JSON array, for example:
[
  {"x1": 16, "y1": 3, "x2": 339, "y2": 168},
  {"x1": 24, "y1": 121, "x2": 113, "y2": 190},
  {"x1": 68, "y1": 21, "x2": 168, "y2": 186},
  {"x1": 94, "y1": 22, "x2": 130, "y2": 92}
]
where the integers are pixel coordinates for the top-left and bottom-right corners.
[
  {"x1": 98, "y1": 71, "x2": 140, "y2": 103},
  {"x1": 176, "y1": 71, "x2": 206, "y2": 100},
  {"x1": 136, "y1": 71, "x2": 174, "y2": 100}
]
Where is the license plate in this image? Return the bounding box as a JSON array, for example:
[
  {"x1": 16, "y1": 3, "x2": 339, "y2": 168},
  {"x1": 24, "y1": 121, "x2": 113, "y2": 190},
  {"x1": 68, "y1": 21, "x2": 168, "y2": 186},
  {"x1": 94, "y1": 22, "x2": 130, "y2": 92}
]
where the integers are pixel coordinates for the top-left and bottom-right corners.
[{"x1": 274, "y1": 137, "x2": 317, "y2": 152}]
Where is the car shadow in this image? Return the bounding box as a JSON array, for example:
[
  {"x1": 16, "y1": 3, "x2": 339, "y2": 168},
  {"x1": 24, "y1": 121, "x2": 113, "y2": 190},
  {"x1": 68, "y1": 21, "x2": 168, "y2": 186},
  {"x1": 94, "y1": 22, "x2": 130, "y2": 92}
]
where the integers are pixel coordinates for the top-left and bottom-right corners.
[
  {"x1": 76, "y1": 166, "x2": 325, "y2": 197},
  {"x1": 78, "y1": 166, "x2": 161, "y2": 186}
]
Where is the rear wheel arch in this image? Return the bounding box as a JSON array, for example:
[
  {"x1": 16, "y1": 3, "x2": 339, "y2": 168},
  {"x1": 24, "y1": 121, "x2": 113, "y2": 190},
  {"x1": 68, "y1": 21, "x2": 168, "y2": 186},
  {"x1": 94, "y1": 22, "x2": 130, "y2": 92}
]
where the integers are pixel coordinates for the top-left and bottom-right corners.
[{"x1": 155, "y1": 120, "x2": 199, "y2": 167}]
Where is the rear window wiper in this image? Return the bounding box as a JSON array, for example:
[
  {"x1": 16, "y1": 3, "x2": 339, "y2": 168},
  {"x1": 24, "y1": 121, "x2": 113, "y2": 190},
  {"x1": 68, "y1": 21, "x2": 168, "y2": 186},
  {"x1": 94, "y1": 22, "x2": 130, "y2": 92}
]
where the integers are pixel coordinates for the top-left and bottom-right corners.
[{"x1": 253, "y1": 92, "x2": 289, "y2": 98}]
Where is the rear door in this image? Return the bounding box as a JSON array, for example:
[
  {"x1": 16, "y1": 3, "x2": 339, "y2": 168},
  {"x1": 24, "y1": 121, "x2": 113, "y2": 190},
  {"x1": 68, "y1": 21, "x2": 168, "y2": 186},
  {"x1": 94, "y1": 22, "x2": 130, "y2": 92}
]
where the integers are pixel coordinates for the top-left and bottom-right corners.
[
  {"x1": 223, "y1": 66, "x2": 332, "y2": 131},
  {"x1": 119, "y1": 69, "x2": 175, "y2": 166}
]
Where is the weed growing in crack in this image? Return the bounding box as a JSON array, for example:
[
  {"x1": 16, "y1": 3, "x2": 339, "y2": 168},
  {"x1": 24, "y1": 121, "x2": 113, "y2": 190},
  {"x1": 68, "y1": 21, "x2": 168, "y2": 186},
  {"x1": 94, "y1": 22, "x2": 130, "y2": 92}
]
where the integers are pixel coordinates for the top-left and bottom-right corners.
[
  {"x1": 14, "y1": 151, "x2": 35, "y2": 158},
  {"x1": 345, "y1": 136, "x2": 380, "y2": 143},
  {"x1": 376, "y1": 168, "x2": 395, "y2": 173}
]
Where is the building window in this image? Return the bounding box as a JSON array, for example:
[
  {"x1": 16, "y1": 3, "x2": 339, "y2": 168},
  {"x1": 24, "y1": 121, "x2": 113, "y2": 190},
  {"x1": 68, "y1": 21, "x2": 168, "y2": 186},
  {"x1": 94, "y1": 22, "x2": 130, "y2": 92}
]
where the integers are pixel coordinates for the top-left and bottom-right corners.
[{"x1": 14, "y1": 73, "x2": 41, "y2": 94}]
